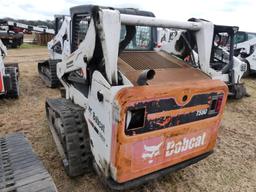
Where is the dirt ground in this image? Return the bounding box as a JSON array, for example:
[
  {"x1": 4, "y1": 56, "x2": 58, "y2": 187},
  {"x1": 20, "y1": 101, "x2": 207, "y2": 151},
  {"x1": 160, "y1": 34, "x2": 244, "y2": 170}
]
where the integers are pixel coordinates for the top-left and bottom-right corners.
[{"x1": 0, "y1": 47, "x2": 256, "y2": 192}]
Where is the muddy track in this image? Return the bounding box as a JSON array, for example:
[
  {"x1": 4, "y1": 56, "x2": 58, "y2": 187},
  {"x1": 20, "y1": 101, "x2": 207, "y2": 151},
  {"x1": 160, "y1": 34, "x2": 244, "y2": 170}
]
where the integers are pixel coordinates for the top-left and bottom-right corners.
[{"x1": 0, "y1": 47, "x2": 255, "y2": 192}]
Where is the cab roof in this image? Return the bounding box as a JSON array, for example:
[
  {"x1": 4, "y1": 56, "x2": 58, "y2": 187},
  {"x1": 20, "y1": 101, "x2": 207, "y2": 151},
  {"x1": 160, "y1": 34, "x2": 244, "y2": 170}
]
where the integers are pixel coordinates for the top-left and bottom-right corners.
[
  {"x1": 70, "y1": 4, "x2": 155, "y2": 18},
  {"x1": 214, "y1": 25, "x2": 239, "y2": 34}
]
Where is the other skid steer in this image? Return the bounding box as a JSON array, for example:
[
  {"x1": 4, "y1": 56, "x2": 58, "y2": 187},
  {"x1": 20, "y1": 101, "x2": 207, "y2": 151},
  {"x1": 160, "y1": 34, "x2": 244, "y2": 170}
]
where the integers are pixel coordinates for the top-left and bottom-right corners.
[
  {"x1": 45, "y1": 5, "x2": 228, "y2": 190},
  {"x1": 0, "y1": 40, "x2": 19, "y2": 98},
  {"x1": 233, "y1": 31, "x2": 256, "y2": 77},
  {"x1": 38, "y1": 15, "x2": 71, "y2": 88},
  {"x1": 159, "y1": 23, "x2": 248, "y2": 99}
]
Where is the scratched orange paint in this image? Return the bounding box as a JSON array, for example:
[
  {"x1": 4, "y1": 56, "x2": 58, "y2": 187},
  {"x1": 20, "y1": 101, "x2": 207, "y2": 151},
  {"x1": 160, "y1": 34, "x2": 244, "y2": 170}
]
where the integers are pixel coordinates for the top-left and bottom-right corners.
[
  {"x1": 111, "y1": 79, "x2": 228, "y2": 183},
  {"x1": 131, "y1": 128, "x2": 211, "y2": 171},
  {"x1": 147, "y1": 104, "x2": 209, "y2": 120}
]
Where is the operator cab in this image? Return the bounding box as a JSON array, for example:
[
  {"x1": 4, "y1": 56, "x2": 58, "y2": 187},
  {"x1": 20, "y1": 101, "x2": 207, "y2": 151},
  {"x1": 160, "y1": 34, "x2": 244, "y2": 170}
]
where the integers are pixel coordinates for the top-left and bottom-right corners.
[
  {"x1": 120, "y1": 25, "x2": 155, "y2": 51},
  {"x1": 70, "y1": 5, "x2": 156, "y2": 52},
  {"x1": 210, "y1": 25, "x2": 238, "y2": 71},
  {"x1": 66, "y1": 5, "x2": 159, "y2": 95},
  {"x1": 68, "y1": 5, "x2": 209, "y2": 89}
]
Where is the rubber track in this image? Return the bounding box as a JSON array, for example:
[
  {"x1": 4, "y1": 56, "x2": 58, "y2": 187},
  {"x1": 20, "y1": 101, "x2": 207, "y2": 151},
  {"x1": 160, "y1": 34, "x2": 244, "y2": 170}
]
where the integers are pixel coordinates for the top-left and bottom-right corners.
[
  {"x1": 46, "y1": 98, "x2": 92, "y2": 177},
  {"x1": 38, "y1": 59, "x2": 61, "y2": 88},
  {"x1": 4, "y1": 63, "x2": 19, "y2": 78},
  {"x1": 5, "y1": 67, "x2": 19, "y2": 98},
  {"x1": 0, "y1": 133, "x2": 58, "y2": 192}
]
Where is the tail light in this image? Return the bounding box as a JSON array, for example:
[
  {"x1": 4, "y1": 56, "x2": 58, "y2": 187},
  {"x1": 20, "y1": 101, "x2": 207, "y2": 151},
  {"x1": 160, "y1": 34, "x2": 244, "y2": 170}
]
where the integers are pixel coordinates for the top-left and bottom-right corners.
[
  {"x1": 215, "y1": 96, "x2": 223, "y2": 112},
  {"x1": 209, "y1": 95, "x2": 223, "y2": 115}
]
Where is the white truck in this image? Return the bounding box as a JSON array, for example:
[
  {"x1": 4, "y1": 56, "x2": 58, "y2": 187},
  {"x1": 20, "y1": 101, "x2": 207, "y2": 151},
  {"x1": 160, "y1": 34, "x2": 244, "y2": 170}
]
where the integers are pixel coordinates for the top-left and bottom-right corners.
[{"x1": 38, "y1": 15, "x2": 71, "y2": 87}]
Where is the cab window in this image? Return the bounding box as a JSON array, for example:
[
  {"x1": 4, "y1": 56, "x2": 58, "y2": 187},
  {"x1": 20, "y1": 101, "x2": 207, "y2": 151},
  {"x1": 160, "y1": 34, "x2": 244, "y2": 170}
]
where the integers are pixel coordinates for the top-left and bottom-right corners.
[{"x1": 120, "y1": 26, "x2": 153, "y2": 50}]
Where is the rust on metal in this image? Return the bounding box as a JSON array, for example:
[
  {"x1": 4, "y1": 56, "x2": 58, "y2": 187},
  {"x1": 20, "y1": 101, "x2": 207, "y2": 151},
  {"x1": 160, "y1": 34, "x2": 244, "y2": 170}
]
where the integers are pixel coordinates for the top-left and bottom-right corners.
[
  {"x1": 110, "y1": 79, "x2": 228, "y2": 183},
  {"x1": 118, "y1": 51, "x2": 209, "y2": 85},
  {"x1": 147, "y1": 104, "x2": 209, "y2": 121},
  {"x1": 119, "y1": 51, "x2": 182, "y2": 70}
]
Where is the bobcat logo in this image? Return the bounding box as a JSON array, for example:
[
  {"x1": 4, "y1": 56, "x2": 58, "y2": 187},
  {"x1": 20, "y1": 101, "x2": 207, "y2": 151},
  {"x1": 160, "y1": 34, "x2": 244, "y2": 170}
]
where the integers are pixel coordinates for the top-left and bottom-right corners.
[{"x1": 142, "y1": 142, "x2": 163, "y2": 164}]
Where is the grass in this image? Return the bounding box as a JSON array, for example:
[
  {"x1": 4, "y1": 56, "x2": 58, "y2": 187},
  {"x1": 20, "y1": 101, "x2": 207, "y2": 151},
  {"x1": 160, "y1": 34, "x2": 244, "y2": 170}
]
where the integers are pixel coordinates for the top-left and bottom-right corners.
[{"x1": 20, "y1": 43, "x2": 46, "y2": 49}]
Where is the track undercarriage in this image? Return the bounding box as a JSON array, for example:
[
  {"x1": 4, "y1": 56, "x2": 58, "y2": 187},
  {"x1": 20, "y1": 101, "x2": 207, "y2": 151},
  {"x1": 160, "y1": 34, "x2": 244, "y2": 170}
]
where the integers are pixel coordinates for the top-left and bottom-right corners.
[
  {"x1": 38, "y1": 59, "x2": 61, "y2": 88},
  {"x1": 45, "y1": 98, "x2": 92, "y2": 177}
]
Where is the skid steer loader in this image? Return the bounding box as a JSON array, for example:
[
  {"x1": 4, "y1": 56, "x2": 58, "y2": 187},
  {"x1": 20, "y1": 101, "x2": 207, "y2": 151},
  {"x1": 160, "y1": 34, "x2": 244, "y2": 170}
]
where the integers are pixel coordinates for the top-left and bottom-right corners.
[
  {"x1": 233, "y1": 31, "x2": 256, "y2": 76},
  {"x1": 0, "y1": 40, "x2": 19, "y2": 98},
  {"x1": 38, "y1": 15, "x2": 71, "y2": 88},
  {"x1": 158, "y1": 23, "x2": 248, "y2": 99},
  {"x1": 45, "y1": 5, "x2": 228, "y2": 190}
]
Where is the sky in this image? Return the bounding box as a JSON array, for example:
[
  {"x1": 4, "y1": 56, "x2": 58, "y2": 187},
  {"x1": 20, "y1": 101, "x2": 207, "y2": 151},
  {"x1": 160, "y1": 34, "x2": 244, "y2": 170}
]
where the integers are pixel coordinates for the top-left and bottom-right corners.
[{"x1": 0, "y1": 0, "x2": 255, "y2": 32}]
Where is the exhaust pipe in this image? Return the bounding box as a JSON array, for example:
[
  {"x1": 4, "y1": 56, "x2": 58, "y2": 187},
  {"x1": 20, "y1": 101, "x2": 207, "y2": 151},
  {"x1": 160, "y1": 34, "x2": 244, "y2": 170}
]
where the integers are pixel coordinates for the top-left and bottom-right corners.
[{"x1": 137, "y1": 69, "x2": 155, "y2": 85}]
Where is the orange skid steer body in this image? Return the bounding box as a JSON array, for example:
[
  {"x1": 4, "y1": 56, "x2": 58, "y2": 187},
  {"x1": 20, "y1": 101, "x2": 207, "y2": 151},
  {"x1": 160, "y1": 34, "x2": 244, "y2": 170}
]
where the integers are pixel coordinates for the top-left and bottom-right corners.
[{"x1": 110, "y1": 66, "x2": 228, "y2": 184}]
